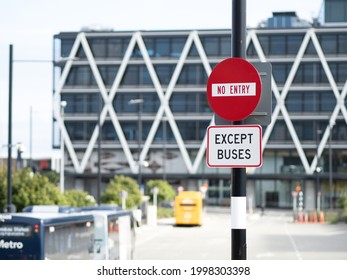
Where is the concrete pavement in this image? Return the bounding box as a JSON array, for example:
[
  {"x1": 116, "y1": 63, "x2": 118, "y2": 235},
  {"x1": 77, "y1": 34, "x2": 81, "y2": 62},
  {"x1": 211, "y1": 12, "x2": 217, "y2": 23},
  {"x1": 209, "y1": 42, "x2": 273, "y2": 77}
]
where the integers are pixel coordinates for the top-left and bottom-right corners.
[{"x1": 133, "y1": 207, "x2": 347, "y2": 260}]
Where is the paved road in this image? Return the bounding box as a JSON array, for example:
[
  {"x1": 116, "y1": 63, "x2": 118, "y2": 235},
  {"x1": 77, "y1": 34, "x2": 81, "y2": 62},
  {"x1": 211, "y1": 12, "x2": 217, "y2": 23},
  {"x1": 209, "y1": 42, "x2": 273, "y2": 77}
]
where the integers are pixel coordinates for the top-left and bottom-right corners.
[{"x1": 134, "y1": 207, "x2": 347, "y2": 260}]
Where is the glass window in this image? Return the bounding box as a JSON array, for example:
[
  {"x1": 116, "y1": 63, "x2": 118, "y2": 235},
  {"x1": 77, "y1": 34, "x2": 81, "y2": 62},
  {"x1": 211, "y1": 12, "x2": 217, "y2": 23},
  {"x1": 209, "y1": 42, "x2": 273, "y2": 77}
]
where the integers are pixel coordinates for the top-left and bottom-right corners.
[
  {"x1": 270, "y1": 35, "x2": 286, "y2": 55},
  {"x1": 177, "y1": 64, "x2": 205, "y2": 85},
  {"x1": 269, "y1": 121, "x2": 288, "y2": 141},
  {"x1": 121, "y1": 121, "x2": 137, "y2": 141},
  {"x1": 199, "y1": 121, "x2": 210, "y2": 140},
  {"x1": 272, "y1": 63, "x2": 287, "y2": 84},
  {"x1": 220, "y1": 36, "x2": 231, "y2": 57},
  {"x1": 302, "y1": 122, "x2": 314, "y2": 141},
  {"x1": 98, "y1": 65, "x2": 119, "y2": 86},
  {"x1": 76, "y1": 45, "x2": 86, "y2": 59},
  {"x1": 143, "y1": 37, "x2": 155, "y2": 57},
  {"x1": 203, "y1": 36, "x2": 219, "y2": 56},
  {"x1": 303, "y1": 92, "x2": 315, "y2": 112},
  {"x1": 87, "y1": 121, "x2": 97, "y2": 137},
  {"x1": 156, "y1": 38, "x2": 170, "y2": 57},
  {"x1": 102, "y1": 121, "x2": 119, "y2": 141},
  {"x1": 108, "y1": 38, "x2": 130, "y2": 58},
  {"x1": 188, "y1": 44, "x2": 199, "y2": 57},
  {"x1": 294, "y1": 65, "x2": 304, "y2": 83},
  {"x1": 335, "y1": 120, "x2": 347, "y2": 141},
  {"x1": 87, "y1": 94, "x2": 98, "y2": 113},
  {"x1": 286, "y1": 92, "x2": 301, "y2": 112},
  {"x1": 75, "y1": 66, "x2": 92, "y2": 86},
  {"x1": 303, "y1": 64, "x2": 314, "y2": 83},
  {"x1": 287, "y1": 34, "x2": 304, "y2": 55},
  {"x1": 66, "y1": 67, "x2": 77, "y2": 86},
  {"x1": 61, "y1": 39, "x2": 74, "y2": 57},
  {"x1": 170, "y1": 92, "x2": 196, "y2": 113},
  {"x1": 326, "y1": 0, "x2": 347, "y2": 22},
  {"x1": 338, "y1": 34, "x2": 347, "y2": 54},
  {"x1": 338, "y1": 62, "x2": 347, "y2": 83},
  {"x1": 320, "y1": 92, "x2": 336, "y2": 111},
  {"x1": 198, "y1": 93, "x2": 212, "y2": 113},
  {"x1": 170, "y1": 94, "x2": 185, "y2": 112},
  {"x1": 171, "y1": 37, "x2": 185, "y2": 58},
  {"x1": 66, "y1": 121, "x2": 84, "y2": 141},
  {"x1": 139, "y1": 65, "x2": 152, "y2": 85},
  {"x1": 142, "y1": 93, "x2": 160, "y2": 113},
  {"x1": 89, "y1": 39, "x2": 107, "y2": 57},
  {"x1": 247, "y1": 41, "x2": 257, "y2": 58},
  {"x1": 258, "y1": 35, "x2": 269, "y2": 55},
  {"x1": 155, "y1": 65, "x2": 173, "y2": 85},
  {"x1": 304, "y1": 41, "x2": 316, "y2": 56},
  {"x1": 122, "y1": 65, "x2": 138, "y2": 85},
  {"x1": 177, "y1": 121, "x2": 196, "y2": 141},
  {"x1": 320, "y1": 34, "x2": 337, "y2": 54},
  {"x1": 75, "y1": 95, "x2": 84, "y2": 113}
]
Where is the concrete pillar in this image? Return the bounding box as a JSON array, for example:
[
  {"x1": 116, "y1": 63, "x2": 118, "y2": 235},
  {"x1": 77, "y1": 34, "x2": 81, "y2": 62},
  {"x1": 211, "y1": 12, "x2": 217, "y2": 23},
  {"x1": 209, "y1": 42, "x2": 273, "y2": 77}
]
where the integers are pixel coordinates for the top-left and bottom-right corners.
[
  {"x1": 305, "y1": 180, "x2": 315, "y2": 211},
  {"x1": 247, "y1": 180, "x2": 256, "y2": 213}
]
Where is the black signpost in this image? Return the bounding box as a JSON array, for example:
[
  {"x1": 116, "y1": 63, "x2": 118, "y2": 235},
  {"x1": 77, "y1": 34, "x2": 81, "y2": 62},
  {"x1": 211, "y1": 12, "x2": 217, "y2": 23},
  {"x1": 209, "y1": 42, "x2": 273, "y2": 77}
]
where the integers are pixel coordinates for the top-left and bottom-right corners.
[
  {"x1": 230, "y1": 0, "x2": 247, "y2": 261},
  {"x1": 207, "y1": 0, "x2": 271, "y2": 261}
]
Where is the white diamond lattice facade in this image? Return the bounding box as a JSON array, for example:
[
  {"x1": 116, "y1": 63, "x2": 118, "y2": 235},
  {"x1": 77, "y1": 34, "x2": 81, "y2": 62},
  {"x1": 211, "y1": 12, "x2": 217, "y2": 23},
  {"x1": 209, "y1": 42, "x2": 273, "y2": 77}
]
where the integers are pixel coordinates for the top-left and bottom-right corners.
[{"x1": 53, "y1": 24, "x2": 347, "y2": 209}]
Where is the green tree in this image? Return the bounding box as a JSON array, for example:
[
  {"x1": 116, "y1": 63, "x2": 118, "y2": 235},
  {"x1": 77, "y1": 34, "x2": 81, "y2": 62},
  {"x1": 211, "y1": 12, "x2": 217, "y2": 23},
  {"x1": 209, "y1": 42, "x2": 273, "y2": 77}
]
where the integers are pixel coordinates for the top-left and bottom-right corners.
[
  {"x1": 0, "y1": 169, "x2": 7, "y2": 211},
  {"x1": 337, "y1": 194, "x2": 347, "y2": 210},
  {"x1": 101, "y1": 175, "x2": 141, "y2": 209},
  {"x1": 64, "y1": 189, "x2": 96, "y2": 207},
  {"x1": 0, "y1": 168, "x2": 67, "y2": 212},
  {"x1": 12, "y1": 168, "x2": 67, "y2": 211},
  {"x1": 43, "y1": 170, "x2": 60, "y2": 185},
  {"x1": 146, "y1": 179, "x2": 175, "y2": 205}
]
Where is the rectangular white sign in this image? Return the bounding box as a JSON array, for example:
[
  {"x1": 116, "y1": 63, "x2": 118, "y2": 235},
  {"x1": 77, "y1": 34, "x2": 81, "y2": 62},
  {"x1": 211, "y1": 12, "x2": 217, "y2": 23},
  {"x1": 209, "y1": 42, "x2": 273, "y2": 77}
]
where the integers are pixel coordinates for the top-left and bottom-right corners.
[
  {"x1": 211, "y1": 82, "x2": 256, "y2": 97},
  {"x1": 206, "y1": 125, "x2": 262, "y2": 168}
]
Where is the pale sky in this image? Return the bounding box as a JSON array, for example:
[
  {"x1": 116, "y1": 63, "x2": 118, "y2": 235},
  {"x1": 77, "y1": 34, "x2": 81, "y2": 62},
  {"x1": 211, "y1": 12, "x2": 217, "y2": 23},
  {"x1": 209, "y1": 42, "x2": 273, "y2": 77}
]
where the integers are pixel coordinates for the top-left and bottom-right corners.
[{"x1": 0, "y1": 0, "x2": 324, "y2": 158}]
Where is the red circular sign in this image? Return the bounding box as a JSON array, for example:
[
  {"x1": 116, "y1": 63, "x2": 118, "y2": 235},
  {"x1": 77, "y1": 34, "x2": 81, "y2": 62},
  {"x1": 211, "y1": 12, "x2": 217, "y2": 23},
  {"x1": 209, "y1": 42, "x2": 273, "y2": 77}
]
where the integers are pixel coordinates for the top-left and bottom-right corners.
[{"x1": 206, "y1": 58, "x2": 262, "y2": 121}]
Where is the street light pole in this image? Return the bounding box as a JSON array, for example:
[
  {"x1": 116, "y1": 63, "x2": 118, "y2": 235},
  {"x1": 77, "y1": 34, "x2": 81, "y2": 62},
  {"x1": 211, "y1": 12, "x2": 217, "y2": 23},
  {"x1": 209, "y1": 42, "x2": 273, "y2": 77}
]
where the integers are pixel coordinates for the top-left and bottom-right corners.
[
  {"x1": 128, "y1": 98, "x2": 144, "y2": 187},
  {"x1": 6, "y1": 44, "x2": 14, "y2": 213},
  {"x1": 60, "y1": 100, "x2": 67, "y2": 193},
  {"x1": 316, "y1": 129, "x2": 322, "y2": 210},
  {"x1": 329, "y1": 122, "x2": 335, "y2": 210}
]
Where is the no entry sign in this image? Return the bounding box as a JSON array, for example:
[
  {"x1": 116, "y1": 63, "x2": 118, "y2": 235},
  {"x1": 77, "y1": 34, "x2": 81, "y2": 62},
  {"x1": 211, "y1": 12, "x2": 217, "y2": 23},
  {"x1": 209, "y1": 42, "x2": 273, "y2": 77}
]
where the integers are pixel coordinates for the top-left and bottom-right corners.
[
  {"x1": 206, "y1": 125, "x2": 262, "y2": 168},
  {"x1": 207, "y1": 58, "x2": 262, "y2": 121}
]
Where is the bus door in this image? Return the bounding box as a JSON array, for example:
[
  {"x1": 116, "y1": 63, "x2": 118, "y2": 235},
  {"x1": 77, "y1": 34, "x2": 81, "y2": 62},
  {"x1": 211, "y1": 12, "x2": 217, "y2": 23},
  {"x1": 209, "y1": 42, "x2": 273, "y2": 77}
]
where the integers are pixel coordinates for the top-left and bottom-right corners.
[
  {"x1": 91, "y1": 213, "x2": 108, "y2": 260},
  {"x1": 118, "y1": 215, "x2": 132, "y2": 260}
]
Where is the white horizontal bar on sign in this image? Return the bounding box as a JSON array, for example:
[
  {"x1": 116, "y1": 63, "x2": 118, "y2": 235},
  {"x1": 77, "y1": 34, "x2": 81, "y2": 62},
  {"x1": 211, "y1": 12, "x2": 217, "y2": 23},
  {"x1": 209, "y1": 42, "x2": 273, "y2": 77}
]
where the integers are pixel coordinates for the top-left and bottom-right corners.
[{"x1": 211, "y1": 82, "x2": 256, "y2": 97}]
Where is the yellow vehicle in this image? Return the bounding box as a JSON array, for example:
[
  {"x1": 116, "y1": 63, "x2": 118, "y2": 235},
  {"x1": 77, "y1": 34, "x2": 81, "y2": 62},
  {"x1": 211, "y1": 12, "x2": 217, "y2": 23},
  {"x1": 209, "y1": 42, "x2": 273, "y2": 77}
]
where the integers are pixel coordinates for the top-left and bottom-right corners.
[{"x1": 174, "y1": 191, "x2": 203, "y2": 226}]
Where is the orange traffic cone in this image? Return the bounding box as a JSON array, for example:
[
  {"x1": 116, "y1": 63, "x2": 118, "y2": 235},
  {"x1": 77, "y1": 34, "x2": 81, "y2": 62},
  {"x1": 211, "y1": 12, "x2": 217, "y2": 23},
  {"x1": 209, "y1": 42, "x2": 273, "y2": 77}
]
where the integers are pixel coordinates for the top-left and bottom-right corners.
[
  {"x1": 304, "y1": 213, "x2": 309, "y2": 223},
  {"x1": 319, "y1": 211, "x2": 325, "y2": 223},
  {"x1": 298, "y1": 211, "x2": 303, "y2": 223},
  {"x1": 313, "y1": 212, "x2": 318, "y2": 223}
]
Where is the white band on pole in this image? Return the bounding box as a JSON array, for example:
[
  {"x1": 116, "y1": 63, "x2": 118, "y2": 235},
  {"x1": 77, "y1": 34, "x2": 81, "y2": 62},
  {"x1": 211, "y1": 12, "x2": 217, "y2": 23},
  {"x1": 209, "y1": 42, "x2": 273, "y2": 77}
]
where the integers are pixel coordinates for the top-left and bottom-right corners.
[{"x1": 231, "y1": 196, "x2": 247, "y2": 229}]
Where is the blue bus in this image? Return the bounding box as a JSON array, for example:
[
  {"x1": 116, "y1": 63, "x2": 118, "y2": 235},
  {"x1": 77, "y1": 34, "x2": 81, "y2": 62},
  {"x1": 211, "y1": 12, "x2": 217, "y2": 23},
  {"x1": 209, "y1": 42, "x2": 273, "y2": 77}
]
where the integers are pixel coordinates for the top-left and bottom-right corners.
[
  {"x1": 0, "y1": 206, "x2": 136, "y2": 260},
  {"x1": 81, "y1": 206, "x2": 136, "y2": 260},
  {"x1": 0, "y1": 212, "x2": 95, "y2": 260}
]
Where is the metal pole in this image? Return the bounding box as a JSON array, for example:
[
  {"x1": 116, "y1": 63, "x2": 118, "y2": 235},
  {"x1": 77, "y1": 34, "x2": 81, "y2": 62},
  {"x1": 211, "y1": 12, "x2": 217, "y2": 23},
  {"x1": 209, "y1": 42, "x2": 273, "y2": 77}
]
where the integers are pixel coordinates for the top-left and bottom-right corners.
[
  {"x1": 60, "y1": 101, "x2": 67, "y2": 193},
  {"x1": 316, "y1": 129, "x2": 322, "y2": 210},
  {"x1": 163, "y1": 118, "x2": 167, "y2": 181},
  {"x1": 29, "y1": 106, "x2": 33, "y2": 169},
  {"x1": 6, "y1": 44, "x2": 14, "y2": 213},
  {"x1": 97, "y1": 93, "x2": 102, "y2": 205},
  {"x1": 138, "y1": 99, "x2": 142, "y2": 186},
  {"x1": 329, "y1": 124, "x2": 333, "y2": 210},
  {"x1": 231, "y1": 0, "x2": 247, "y2": 260}
]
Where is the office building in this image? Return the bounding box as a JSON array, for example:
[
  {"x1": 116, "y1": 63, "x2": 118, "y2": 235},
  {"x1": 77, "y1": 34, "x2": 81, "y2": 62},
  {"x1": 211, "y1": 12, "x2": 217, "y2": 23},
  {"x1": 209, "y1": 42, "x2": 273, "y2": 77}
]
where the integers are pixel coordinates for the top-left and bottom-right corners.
[{"x1": 53, "y1": 1, "x2": 347, "y2": 209}]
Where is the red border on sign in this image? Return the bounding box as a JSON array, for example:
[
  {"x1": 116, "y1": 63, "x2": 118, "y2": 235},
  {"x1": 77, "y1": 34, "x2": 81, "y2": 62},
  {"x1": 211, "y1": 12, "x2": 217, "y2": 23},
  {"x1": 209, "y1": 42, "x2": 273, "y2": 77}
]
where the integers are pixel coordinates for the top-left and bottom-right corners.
[
  {"x1": 206, "y1": 125, "x2": 263, "y2": 168},
  {"x1": 206, "y1": 58, "x2": 262, "y2": 121}
]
